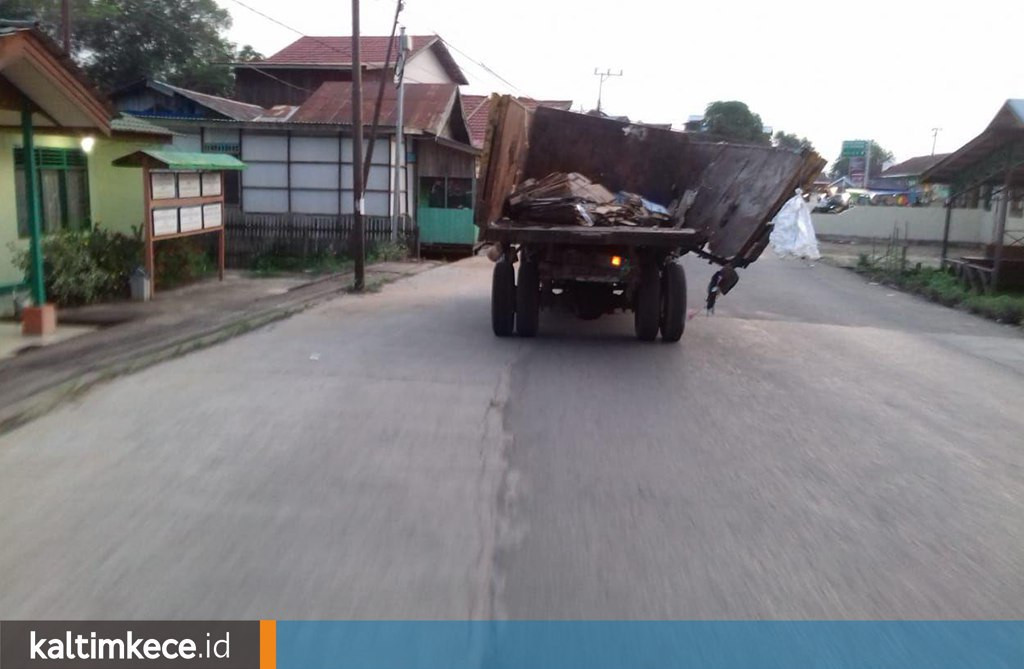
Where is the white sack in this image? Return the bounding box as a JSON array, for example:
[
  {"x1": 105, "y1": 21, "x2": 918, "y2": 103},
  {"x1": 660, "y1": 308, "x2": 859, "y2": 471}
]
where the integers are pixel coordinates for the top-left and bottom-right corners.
[{"x1": 769, "y1": 188, "x2": 820, "y2": 260}]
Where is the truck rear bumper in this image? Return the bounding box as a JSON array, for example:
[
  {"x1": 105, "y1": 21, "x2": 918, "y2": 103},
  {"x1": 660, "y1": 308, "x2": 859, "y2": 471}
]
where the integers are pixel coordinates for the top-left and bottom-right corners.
[{"x1": 484, "y1": 222, "x2": 700, "y2": 249}]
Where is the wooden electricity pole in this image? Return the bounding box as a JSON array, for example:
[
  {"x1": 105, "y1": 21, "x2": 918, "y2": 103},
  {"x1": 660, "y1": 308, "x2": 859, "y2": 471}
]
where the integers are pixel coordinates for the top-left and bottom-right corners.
[{"x1": 351, "y1": 0, "x2": 365, "y2": 290}]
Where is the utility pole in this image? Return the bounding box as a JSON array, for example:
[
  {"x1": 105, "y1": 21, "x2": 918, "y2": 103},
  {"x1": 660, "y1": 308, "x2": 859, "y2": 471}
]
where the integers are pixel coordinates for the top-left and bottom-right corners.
[
  {"x1": 351, "y1": 0, "x2": 365, "y2": 290},
  {"x1": 392, "y1": 26, "x2": 409, "y2": 242},
  {"x1": 61, "y1": 0, "x2": 70, "y2": 53},
  {"x1": 593, "y1": 68, "x2": 622, "y2": 114},
  {"x1": 931, "y1": 127, "x2": 942, "y2": 156},
  {"x1": 864, "y1": 140, "x2": 872, "y2": 188}
]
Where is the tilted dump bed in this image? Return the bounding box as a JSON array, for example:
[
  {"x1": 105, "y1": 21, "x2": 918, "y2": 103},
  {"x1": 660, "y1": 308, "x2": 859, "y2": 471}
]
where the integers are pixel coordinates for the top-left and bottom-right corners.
[{"x1": 475, "y1": 96, "x2": 825, "y2": 267}]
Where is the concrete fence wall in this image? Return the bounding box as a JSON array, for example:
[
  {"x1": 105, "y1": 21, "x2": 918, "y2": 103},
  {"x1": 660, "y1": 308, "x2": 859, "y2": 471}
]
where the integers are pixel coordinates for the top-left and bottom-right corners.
[{"x1": 812, "y1": 207, "x2": 995, "y2": 244}]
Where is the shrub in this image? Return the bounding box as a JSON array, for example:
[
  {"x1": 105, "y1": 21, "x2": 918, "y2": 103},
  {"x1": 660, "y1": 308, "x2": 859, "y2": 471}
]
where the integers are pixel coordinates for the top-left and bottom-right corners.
[
  {"x1": 9, "y1": 226, "x2": 143, "y2": 307},
  {"x1": 88, "y1": 225, "x2": 144, "y2": 296},
  {"x1": 154, "y1": 237, "x2": 215, "y2": 289},
  {"x1": 369, "y1": 240, "x2": 409, "y2": 263},
  {"x1": 854, "y1": 264, "x2": 1024, "y2": 326},
  {"x1": 912, "y1": 269, "x2": 963, "y2": 307},
  {"x1": 962, "y1": 294, "x2": 1024, "y2": 325}
]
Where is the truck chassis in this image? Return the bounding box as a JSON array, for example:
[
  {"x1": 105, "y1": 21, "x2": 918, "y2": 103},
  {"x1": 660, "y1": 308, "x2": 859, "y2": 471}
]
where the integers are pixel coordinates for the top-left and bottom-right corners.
[{"x1": 488, "y1": 223, "x2": 696, "y2": 342}]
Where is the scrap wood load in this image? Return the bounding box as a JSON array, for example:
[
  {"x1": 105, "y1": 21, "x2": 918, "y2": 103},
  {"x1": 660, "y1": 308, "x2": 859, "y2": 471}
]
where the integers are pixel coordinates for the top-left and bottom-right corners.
[{"x1": 505, "y1": 172, "x2": 693, "y2": 228}]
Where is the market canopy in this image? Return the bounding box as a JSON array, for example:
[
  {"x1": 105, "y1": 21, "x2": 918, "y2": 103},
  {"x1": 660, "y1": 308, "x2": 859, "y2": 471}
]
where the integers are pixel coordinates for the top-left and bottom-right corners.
[{"x1": 112, "y1": 149, "x2": 246, "y2": 170}]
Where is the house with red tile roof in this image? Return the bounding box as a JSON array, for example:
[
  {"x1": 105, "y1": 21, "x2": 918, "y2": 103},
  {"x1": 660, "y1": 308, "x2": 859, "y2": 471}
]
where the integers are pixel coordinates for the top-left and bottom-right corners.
[{"x1": 233, "y1": 35, "x2": 468, "y2": 108}]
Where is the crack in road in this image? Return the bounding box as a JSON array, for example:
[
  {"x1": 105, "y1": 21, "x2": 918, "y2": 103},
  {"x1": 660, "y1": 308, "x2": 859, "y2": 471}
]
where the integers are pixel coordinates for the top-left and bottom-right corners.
[{"x1": 470, "y1": 346, "x2": 523, "y2": 620}]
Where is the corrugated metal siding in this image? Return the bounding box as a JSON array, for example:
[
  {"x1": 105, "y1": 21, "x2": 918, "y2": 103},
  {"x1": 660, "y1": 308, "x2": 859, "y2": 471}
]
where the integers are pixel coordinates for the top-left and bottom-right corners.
[
  {"x1": 417, "y1": 139, "x2": 474, "y2": 178},
  {"x1": 172, "y1": 132, "x2": 202, "y2": 152},
  {"x1": 237, "y1": 131, "x2": 399, "y2": 216},
  {"x1": 242, "y1": 134, "x2": 288, "y2": 161}
]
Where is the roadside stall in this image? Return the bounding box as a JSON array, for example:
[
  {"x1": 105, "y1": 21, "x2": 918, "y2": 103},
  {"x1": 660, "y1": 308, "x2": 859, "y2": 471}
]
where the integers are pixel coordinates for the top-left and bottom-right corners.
[
  {"x1": 112, "y1": 150, "x2": 245, "y2": 294},
  {"x1": 923, "y1": 100, "x2": 1024, "y2": 291}
]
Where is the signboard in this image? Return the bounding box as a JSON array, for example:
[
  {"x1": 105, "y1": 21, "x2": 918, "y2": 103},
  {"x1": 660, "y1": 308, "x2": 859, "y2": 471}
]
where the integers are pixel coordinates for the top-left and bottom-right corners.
[
  {"x1": 152, "y1": 208, "x2": 178, "y2": 236},
  {"x1": 203, "y1": 202, "x2": 223, "y2": 228},
  {"x1": 848, "y1": 156, "x2": 866, "y2": 188},
  {"x1": 179, "y1": 205, "x2": 204, "y2": 233},
  {"x1": 202, "y1": 172, "x2": 222, "y2": 196},
  {"x1": 178, "y1": 173, "x2": 201, "y2": 198},
  {"x1": 841, "y1": 140, "x2": 868, "y2": 158},
  {"x1": 151, "y1": 172, "x2": 176, "y2": 199}
]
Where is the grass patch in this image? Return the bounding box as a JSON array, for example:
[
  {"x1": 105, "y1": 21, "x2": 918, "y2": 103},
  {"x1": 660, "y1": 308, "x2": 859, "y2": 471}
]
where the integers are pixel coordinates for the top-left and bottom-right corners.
[
  {"x1": 852, "y1": 263, "x2": 1024, "y2": 325},
  {"x1": 249, "y1": 252, "x2": 353, "y2": 277},
  {"x1": 247, "y1": 240, "x2": 410, "y2": 278}
]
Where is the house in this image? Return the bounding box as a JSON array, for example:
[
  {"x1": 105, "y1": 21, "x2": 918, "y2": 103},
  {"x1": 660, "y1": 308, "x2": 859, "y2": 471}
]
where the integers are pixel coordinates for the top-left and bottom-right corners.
[
  {"x1": 462, "y1": 95, "x2": 572, "y2": 150},
  {"x1": 111, "y1": 32, "x2": 486, "y2": 253},
  {"x1": 232, "y1": 35, "x2": 468, "y2": 107},
  {"x1": 683, "y1": 115, "x2": 704, "y2": 132},
  {"x1": 0, "y1": 20, "x2": 171, "y2": 326},
  {"x1": 111, "y1": 76, "x2": 480, "y2": 252},
  {"x1": 922, "y1": 99, "x2": 1024, "y2": 290},
  {"x1": 876, "y1": 153, "x2": 951, "y2": 205},
  {"x1": 111, "y1": 78, "x2": 297, "y2": 211}
]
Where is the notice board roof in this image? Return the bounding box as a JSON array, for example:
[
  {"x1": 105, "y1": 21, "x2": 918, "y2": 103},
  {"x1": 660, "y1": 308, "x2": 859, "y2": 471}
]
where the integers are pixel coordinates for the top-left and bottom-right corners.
[{"x1": 112, "y1": 149, "x2": 246, "y2": 170}]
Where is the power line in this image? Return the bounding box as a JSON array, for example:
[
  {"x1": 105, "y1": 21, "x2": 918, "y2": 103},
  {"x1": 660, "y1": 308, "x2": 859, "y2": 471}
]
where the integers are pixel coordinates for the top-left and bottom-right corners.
[
  {"x1": 436, "y1": 36, "x2": 524, "y2": 95},
  {"x1": 224, "y1": 0, "x2": 305, "y2": 38},
  {"x1": 225, "y1": 0, "x2": 359, "y2": 62},
  {"x1": 225, "y1": 0, "x2": 531, "y2": 99},
  {"x1": 242, "y1": 65, "x2": 312, "y2": 93}
]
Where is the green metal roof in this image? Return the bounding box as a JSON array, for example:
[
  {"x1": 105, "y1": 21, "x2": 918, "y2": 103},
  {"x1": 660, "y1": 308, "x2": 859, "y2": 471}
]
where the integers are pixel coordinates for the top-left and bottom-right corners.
[
  {"x1": 110, "y1": 114, "x2": 175, "y2": 137},
  {"x1": 111, "y1": 149, "x2": 245, "y2": 170}
]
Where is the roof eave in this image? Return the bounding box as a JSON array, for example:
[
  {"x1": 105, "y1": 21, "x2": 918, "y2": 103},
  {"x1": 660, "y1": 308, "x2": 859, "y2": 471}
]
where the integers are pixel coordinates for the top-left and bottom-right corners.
[
  {"x1": 1, "y1": 28, "x2": 113, "y2": 135},
  {"x1": 426, "y1": 39, "x2": 469, "y2": 85}
]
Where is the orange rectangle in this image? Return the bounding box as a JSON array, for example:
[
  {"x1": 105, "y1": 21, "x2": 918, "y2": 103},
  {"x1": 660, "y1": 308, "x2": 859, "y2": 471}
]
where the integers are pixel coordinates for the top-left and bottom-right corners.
[{"x1": 260, "y1": 619, "x2": 276, "y2": 669}]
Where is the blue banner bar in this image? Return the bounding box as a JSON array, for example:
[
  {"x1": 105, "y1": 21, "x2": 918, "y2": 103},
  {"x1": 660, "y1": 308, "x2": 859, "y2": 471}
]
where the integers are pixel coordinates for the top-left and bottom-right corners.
[{"x1": 276, "y1": 621, "x2": 1023, "y2": 669}]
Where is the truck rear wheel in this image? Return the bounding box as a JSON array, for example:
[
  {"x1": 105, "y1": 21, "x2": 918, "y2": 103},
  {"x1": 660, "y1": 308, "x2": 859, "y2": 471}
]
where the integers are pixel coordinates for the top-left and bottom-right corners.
[
  {"x1": 634, "y1": 265, "x2": 661, "y2": 341},
  {"x1": 492, "y1": 259, "x2": 516, "y2": 337},
  {"x1": 516, "y1": 260, "x2": 540, "y2": 337},
  {"x1": 661, "y1": 260, "x2": 686, "y2": 342}
]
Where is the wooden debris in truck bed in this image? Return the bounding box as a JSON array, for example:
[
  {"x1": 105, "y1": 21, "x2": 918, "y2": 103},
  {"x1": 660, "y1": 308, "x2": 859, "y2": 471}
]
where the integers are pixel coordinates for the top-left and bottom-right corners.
[
  {"x1": 508, "y1": 172, "x2": 614, "y2": 207},
  {"x1": 506, "y1": 171, "x2": 671, "y2": 228}
]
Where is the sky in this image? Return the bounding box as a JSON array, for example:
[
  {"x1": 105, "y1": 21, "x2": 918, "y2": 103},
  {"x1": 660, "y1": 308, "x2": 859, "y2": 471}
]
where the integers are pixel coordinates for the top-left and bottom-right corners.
[{"x1": 215, "y1": 0, "x2": 1024, "y2": 168}]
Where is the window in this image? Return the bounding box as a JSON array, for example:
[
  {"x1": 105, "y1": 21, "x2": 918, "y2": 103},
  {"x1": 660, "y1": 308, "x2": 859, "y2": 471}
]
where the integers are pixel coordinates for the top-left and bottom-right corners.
[
  {"x1": 419, "y1": 177, "x2": 473, "y2": 210},
  {"x1": 447, "y1": 178, "x2": 473, "y2": 209},
  {"x1": 1010, "y1": 188, "x2": 1023, "y2": 219},
  {"x1": 14, "y1": 147, "x2": 91, "y2": 237}
]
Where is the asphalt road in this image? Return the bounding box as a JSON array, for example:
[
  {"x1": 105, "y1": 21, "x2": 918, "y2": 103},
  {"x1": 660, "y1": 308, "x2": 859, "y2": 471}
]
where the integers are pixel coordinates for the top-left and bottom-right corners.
[{"x1": 1, "y1": 254, "x2": 1022, "y2": 619}]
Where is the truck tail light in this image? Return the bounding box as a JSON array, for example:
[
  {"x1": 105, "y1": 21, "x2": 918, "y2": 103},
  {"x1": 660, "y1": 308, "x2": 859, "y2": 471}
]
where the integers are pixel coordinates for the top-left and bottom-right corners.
[{"x1": 610, "y1": 255, "x2": 622, "y2": 267}]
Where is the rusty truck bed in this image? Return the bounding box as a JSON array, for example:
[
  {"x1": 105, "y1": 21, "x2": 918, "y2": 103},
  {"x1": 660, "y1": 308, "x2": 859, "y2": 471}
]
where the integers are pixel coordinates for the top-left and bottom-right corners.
[{"x1": 475, "y1": 96, "x2": 825, "y2": 266}]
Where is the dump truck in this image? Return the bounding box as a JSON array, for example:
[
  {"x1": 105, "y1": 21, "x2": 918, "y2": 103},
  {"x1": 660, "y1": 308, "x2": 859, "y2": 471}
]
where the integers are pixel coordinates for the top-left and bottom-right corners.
[{"x1": 475, "y1": 96, "x2": 825, "y2": 342}]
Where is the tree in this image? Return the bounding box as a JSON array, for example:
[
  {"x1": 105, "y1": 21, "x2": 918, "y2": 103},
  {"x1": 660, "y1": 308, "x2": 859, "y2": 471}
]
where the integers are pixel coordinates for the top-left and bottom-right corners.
[
  {"x1": 2, "y1": 0, "x2": 249, "y2": 95},
  {"x1": 235, "y1": 44, "x2": 264, "y2": 62},
  {"x1": 701, "y1": 101, "x2": 770, "y2": 145},
  {"x1": 773, "y1": 130, "x2": 814, "y2": 152},
  {"x1": 1, "y1": 0, "x2": 62, "y2": 32},
  {"x1": 829, "y1": 141, "x2": 894, "y2": 180}
]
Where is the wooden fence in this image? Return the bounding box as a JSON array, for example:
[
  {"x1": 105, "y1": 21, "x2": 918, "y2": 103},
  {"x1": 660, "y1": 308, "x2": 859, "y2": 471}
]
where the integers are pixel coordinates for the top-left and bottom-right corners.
[{"x1": 224, "y1": 209, "x2": 416, "y2": 267}]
